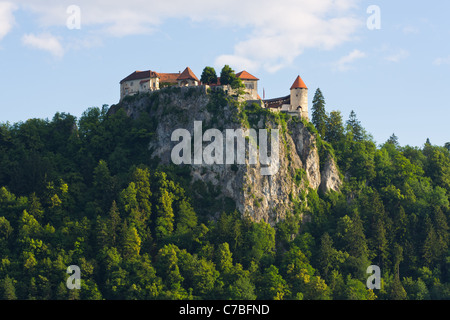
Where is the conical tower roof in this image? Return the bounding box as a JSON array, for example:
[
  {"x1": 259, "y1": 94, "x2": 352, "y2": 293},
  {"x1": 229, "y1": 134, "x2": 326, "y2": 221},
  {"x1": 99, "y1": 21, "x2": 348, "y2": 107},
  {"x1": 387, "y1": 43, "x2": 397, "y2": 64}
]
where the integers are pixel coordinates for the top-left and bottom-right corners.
[
  {"x1": 177, "y1": 67, "x2": 199, "y2": 81},
  {"x1": 290, "y1": 75, "x2": 307, "y2": 89},
  {"x1": 236, "y1": 70, "x2": 259, "y2": 80}
]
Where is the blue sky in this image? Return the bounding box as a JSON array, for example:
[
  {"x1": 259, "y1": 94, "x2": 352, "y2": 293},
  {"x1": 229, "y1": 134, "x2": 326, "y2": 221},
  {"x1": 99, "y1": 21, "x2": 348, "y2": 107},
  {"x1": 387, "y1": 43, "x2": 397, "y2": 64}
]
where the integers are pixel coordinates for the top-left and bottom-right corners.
[{"x1": 0, "y1": 0, "x2": 449, "y2": 147}]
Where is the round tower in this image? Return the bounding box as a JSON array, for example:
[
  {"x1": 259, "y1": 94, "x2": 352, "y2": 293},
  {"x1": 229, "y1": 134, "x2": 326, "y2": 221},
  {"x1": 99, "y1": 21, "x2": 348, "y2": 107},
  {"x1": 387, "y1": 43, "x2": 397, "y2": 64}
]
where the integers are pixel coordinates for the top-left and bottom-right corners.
[{"x1": 290, "y1": 75, "x2": 308, "y2": 120}]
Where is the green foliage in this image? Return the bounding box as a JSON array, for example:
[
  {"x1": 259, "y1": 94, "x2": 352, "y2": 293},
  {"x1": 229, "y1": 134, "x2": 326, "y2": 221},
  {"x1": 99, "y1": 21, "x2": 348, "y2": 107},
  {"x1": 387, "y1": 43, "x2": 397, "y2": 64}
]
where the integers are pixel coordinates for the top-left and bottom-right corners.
[
  {"x1": 219, "y1": 65, "x2": 244, "y2": 89},
  {"x1": 200, "y1": 66, "x2": 218, "y2": 85},
  {"x1": 0, "y1": 90, "x2": 449, "y2": 301},
  {"x1": 311, "y1": 88, "x2": 328, "y2": 138}
]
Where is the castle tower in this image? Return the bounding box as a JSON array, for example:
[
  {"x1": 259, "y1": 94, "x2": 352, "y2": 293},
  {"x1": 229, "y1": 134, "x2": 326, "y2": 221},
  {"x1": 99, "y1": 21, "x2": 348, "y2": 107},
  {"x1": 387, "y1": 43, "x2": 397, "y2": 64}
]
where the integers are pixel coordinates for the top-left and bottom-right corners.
[{"x1": 290, "y1": 75, "x2": 308, "y2": 120}]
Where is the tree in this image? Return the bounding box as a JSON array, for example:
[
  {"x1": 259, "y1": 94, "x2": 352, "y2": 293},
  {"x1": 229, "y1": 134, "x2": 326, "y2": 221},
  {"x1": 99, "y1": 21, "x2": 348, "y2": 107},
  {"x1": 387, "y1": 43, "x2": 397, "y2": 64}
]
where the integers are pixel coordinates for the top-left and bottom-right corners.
[
  {"x1": 191, "y1": 257, "x2": 220, "y2": 298},
  {"x1": 390, "y1": 243, "x2": 407, "y2": 300},
  {"x1": 346, "y1": 110, "x2": 364, "y2": 141},
  {"x1": 245, "y1": 220, "x2": 275, "y2": 265},
  {"x1": 337, "y1": 211, "x2": 370, "y2": 279},
  {"x1": 93, "y1": 160, "x2": 116, "y2": 212},
  {"x1": 344, "y1": 275, "x2": 376, "y2": 300},
  {"x1": 175, "y1": 200, "x2": 197, "y2": 235},
  {"x1": 216, "y1": 242, "x2": 233, "y2": 273},
  {"x1": 220, "y1": 65, "x2": 243, "y2": 89},
  {"x1": 386, "y1": 133, "x2": 399, "y2": 148},
  {"x1": 424, "y1": 147, "x2": 450, "y2": 190},
  {"x1": 0, "y1": 216, "x2": 13, "y2": 240},
  {"x1": 325, "y1": 110, "x2": 345, "y2": 146},
  {"x1": 122, "y1": 225, "x2": 141, "y2": 259},
  {"x1": 227, "y1": 271, "x2": 257, "y2": 300},
  {"x1": 28, "y1": 193, "x2": 44, "y2": 221},
  {"x1": 200, "y1": 67, "x2": 218, "y2": 85},
  {"x1": 445, "y1": 142, "x2": 450, "y2": 152},
  {"x1": 155, "y1": 189, "x2": 175, "y2": 240},
  {"x1": 95, "y1": 215, "x2": 109, "y2": 250},
  {"x1": 257, "y1": 265, "x2": 290, "y2": 300},
  {"x1": 131, "y1": 167, "x2": 152, "y2": 215},
  {"x1": 311, "y1": 88, "x2": 328, "y2": 138},
  {"x1": 422, "y1": 216, "x2": 440, "y2": 267},
  {"x1": 1, "y1": 276, "x2": 17, "y2": 300},
  {"x1": 317, "y1": 233, "x2": 348, "y2": 280},
  {"x1": 155, "y1": 244, "x2": 186, "y2": 294},
  {"x1": 366, "y1": 193, "x2": 389, "y2": 269},
  {"x1": 107, "y1": 201, "x2": 121, "y2": 247},
  {"x1": 19, "y1": 210, "x2": 41, "y2": 239}
]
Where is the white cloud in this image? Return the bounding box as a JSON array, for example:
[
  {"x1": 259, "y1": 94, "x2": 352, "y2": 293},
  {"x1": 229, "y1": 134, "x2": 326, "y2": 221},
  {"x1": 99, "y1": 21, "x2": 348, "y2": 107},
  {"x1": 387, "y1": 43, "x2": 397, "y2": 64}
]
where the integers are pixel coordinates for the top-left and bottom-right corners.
[
  {"x1": 401, "y1": 25, "x2": 419, "y2": 35},
  {"x1": 22, "y1": 33, "x2": 64, "y2": 58},
  {"x1": 433, "y1": 56, "x2": 450, "y2": 66},
  {"x1": 214, "y1": 1, "x2": 363, "y2": 72},
  {"x1": 0, "y1": 2, "x2": 17, "y2": 41},
  {"x1": 385, "y1": 49, "x2": 409, "y2": 63},
  {"x1": 334, "y1": 49, "x2": 366, "y2": 71},
  {"x1": 14, "y1": 0, "x2": 363, "y2": 69}
]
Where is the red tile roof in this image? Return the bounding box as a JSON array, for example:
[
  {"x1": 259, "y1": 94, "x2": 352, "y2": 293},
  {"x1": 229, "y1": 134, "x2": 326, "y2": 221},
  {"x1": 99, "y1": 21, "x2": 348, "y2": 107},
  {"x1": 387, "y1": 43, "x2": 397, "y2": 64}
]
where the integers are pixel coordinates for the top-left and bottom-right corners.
[
  {"x1": 120, "y1": 70, "x2": 158, "y2": 84},
  {"x1": 158, "y1": 72, "x2": 180, "y2": 84},
  {"x1": 236, "y1": 70, "x2": 259, "y2": 81},
  {"x1": 177, "y1": 67, "x2": 199, "y2": 81},
  {"x1": 290, "y1": 75, "x2": 307, "y2": 89}
]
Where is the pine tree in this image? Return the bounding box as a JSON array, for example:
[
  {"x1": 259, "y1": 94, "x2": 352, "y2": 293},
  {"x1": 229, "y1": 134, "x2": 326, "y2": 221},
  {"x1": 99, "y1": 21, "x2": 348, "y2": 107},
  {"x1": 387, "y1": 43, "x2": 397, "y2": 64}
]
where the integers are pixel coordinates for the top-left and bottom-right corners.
[
  {"x1": 107, "y1": 201, "x2": 121, "y2": 247},
  {"x1": 216, "y1": 242, "x2": 233, "y2": 273},
  {"x1": 370, "y1": 203, "x2": 388, "y2": 269},
  {"x1": 386, "y1": 133, "x2": 399, "y2": 148},
  {"x1": 422, "y1": 216, "x2": 438, "y2": 267},
  {"x1": 93, "y1": 160, "x2": 116, "y2": 211},
  {"x1": 311, "y1": 88, "x2": 328, "y2": 138},
  {"x1": 346, "y1": 110, "x2": 364, "y2": 141},
  {"x1": 95, "y1": 215, "x2": 109, "y2": 251},
  {"x1": 1, "y1": 276, "x2": 17, "y2": 300},
  {"x1": 390, "y1": 244, "x2": 407, "y2": 300},
  {"x1": 317, "y1": 233, "x2": 336, "y2": 279},
  {"x1": 122, "y1": 225, "x2": 141, "y2": 259},
  {"x1": 445, "y1": 142, "x2": 450, "y2": 152},
  {"x1": 131, "y1": 167, "x2": 152, "y2": 216},
  {"x1": 155, "y1": 189, "x2": 174, "y2": 240},
  {"x1": 325, "y1": 110, "x2": 345, "y2": 145},
  {"x1": 176, "y1": 200, "x2": 197, "y2": 234}
]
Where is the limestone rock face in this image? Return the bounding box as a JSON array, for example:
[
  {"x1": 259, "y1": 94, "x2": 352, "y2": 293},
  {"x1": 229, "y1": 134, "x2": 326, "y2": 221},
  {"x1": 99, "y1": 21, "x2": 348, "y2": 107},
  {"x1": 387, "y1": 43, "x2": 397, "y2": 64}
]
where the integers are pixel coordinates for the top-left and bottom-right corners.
[
  {"x1": 112, "y1": 87, "x2": 342, "y2": 225},
  {"x1": 320, "y1": 155, "x2": 342, "y2": 194}
]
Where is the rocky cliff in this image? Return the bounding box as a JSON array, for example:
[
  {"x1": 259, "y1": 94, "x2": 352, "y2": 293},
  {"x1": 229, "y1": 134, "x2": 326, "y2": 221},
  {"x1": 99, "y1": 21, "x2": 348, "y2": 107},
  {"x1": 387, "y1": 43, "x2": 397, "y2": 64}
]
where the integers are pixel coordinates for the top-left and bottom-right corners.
[{"x1": 110, "y1": 86, "x2": 342, "y2": 225}]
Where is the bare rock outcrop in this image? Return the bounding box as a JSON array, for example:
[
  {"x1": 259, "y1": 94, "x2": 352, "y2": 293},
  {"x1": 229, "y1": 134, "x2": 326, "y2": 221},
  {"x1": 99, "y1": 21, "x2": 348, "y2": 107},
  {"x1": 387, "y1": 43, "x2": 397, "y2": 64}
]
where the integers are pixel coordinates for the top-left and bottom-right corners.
[{"x1": 112, "y1": 87, "x2": 342, "y2": 225}]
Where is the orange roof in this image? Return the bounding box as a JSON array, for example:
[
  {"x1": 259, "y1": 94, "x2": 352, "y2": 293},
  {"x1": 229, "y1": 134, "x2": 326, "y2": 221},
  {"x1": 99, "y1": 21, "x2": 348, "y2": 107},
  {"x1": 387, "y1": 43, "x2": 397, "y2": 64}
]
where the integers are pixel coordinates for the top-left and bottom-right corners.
[
  {"x1": 236, "y1": 70, "x2": 259, "y2": 81},
  {"x1": 158, "y1": 72, "x2": 180, "y2": 83},
  {"x1": 290, "y1": 75, "x2": 307, "y2": 89},
  {"x1": 177, "y1": 67, "x2": 199, "y2": 81},
  {"x1": 120, "y1": 70, "x2": 158, "y2": 84}
]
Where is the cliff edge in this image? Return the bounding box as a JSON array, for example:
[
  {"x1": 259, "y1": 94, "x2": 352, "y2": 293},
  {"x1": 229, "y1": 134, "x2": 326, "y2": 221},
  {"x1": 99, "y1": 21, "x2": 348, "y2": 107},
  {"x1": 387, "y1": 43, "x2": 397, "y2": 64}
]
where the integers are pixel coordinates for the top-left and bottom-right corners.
[{"x1": 109, "y1": 86, "x2": 342, "y2": 225}]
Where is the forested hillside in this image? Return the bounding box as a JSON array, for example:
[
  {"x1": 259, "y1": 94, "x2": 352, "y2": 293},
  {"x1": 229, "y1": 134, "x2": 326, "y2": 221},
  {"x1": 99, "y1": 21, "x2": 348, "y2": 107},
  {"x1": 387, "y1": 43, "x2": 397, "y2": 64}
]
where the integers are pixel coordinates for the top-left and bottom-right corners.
[{"x1": 0, "y1": 89, "x2": 449, "y2": 300}]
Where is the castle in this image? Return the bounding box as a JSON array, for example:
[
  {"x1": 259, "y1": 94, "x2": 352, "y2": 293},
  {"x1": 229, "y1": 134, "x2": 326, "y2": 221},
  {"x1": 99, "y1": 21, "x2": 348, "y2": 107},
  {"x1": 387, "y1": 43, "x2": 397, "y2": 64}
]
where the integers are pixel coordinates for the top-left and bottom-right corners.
[{"x1": 120, "y1": 67, "x2": 308, "y2": 120}]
